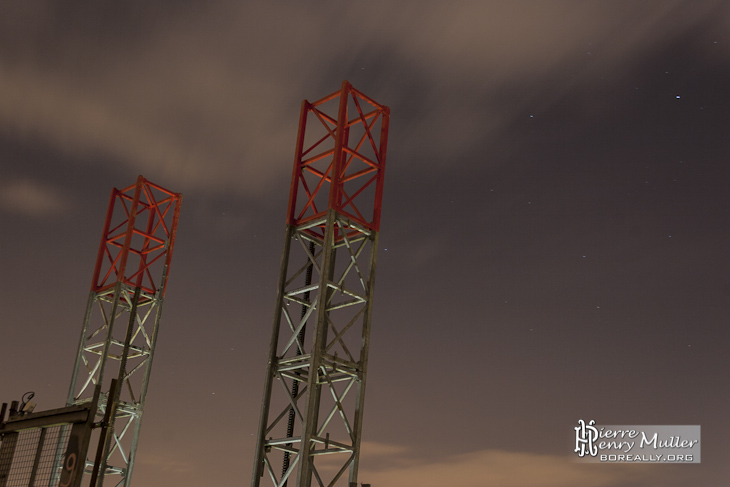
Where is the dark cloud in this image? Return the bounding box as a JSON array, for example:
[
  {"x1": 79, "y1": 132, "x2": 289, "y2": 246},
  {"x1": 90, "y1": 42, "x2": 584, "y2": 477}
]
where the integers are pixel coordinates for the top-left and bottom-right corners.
[{"x1": 2, "y1": 2, "x2": 727, "y2": 194}]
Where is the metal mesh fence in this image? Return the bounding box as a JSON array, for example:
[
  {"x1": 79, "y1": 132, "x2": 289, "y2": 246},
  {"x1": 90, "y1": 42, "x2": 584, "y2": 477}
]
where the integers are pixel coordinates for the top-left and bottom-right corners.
[{"x1": 0, "y1": 425, "x2": 70, "y2": 487}]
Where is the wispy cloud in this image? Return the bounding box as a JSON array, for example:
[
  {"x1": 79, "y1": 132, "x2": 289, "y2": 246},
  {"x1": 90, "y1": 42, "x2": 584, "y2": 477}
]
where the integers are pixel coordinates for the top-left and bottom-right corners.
[
  {"x1": 359, "y1": 444, "x2": 663, "y2": 487},
  {"x1": 0, "y1": 1, "x2": 726, "y2": 195},
  {"x1": 0, "y1": 178, "x2": 71, "y2": 217}
]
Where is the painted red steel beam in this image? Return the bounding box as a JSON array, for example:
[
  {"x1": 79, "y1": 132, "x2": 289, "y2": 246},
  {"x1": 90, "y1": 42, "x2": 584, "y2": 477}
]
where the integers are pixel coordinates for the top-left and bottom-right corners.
[
  {"x1": 286, "y1": 80, "x2": 390, "y2": 238},
  {"x1": 90, "y1": 175, "x2": 182, "y2": 297}
]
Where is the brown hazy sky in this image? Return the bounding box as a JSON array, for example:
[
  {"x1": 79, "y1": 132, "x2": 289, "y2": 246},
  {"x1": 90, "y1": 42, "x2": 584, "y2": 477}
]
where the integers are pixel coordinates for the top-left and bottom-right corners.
[{"x1": 1, "y1": 1, "x2": 729, "y2": 486}]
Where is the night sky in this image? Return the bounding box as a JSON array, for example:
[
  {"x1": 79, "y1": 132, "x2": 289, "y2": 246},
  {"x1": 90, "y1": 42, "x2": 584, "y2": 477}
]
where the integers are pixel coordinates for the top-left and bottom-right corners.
[{"x1": 1, "y1": 2, "x2": 729, "y2": 486}]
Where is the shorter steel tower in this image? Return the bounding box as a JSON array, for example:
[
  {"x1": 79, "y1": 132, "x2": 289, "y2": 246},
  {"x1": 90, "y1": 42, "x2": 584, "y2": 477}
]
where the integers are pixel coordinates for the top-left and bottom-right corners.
[
  {"x1": 251, "y1": 81, "x2": 390, "y2": 487},
  {"x1": 62, "y1": 176, "x2": 182, "y2": 486}
]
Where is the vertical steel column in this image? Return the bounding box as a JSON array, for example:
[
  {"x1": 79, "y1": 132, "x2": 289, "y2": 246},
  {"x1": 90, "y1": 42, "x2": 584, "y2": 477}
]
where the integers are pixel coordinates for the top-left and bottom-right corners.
[
  {"x1": 252, "y1": 81, "x2": 390, "y2": 487},
  {"x1": 61, "y1": 176, "x2": 182, "y2": 487}
]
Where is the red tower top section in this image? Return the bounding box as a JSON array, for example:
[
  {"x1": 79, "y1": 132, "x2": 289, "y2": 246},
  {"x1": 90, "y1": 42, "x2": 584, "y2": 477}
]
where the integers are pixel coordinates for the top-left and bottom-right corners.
[
  {"x1": 286, "y1": 81, "x2": 390, "y2": 239},
  {"x1": 91, "y1": 175, "x2": 182, "y2": 298}
]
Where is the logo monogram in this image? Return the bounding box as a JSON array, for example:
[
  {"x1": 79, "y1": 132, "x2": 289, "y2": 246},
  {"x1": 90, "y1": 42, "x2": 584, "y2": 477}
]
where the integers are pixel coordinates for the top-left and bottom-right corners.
[{"x1": 575, "y1": 419, "x2": 599, "y2": 457}]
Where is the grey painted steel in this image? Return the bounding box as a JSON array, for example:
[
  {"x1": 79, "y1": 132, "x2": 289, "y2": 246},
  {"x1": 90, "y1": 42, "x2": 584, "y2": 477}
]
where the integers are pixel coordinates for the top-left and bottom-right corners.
[
  {"x1": 252, "y1": 209, "x2": 380, "y2": 487},
  {"x1": 63, "y1": 274, "x2": 168, "y2": 487},
  {"x1": 89, "y1": 379, "x2": 119, "y2": 487}
]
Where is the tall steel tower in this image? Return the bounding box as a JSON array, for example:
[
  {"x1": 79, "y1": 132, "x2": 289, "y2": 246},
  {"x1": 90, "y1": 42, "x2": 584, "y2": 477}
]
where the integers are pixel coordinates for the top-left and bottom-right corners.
[
  {"x1": 62, "y1": 176, "x2": 182, "y2": 486},
  {"x1": 251, "y1": 81, "x2": 390, "y2": 487}
]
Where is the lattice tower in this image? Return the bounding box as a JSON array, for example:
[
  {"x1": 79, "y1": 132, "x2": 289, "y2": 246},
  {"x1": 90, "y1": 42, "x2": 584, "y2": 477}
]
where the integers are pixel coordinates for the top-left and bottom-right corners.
[
  {"x1": 251, "y1": 81, "x2": 390, "y2": 487},
  {"x1": 61, "y1": 176, "x2": 181, "y2": 487}
]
